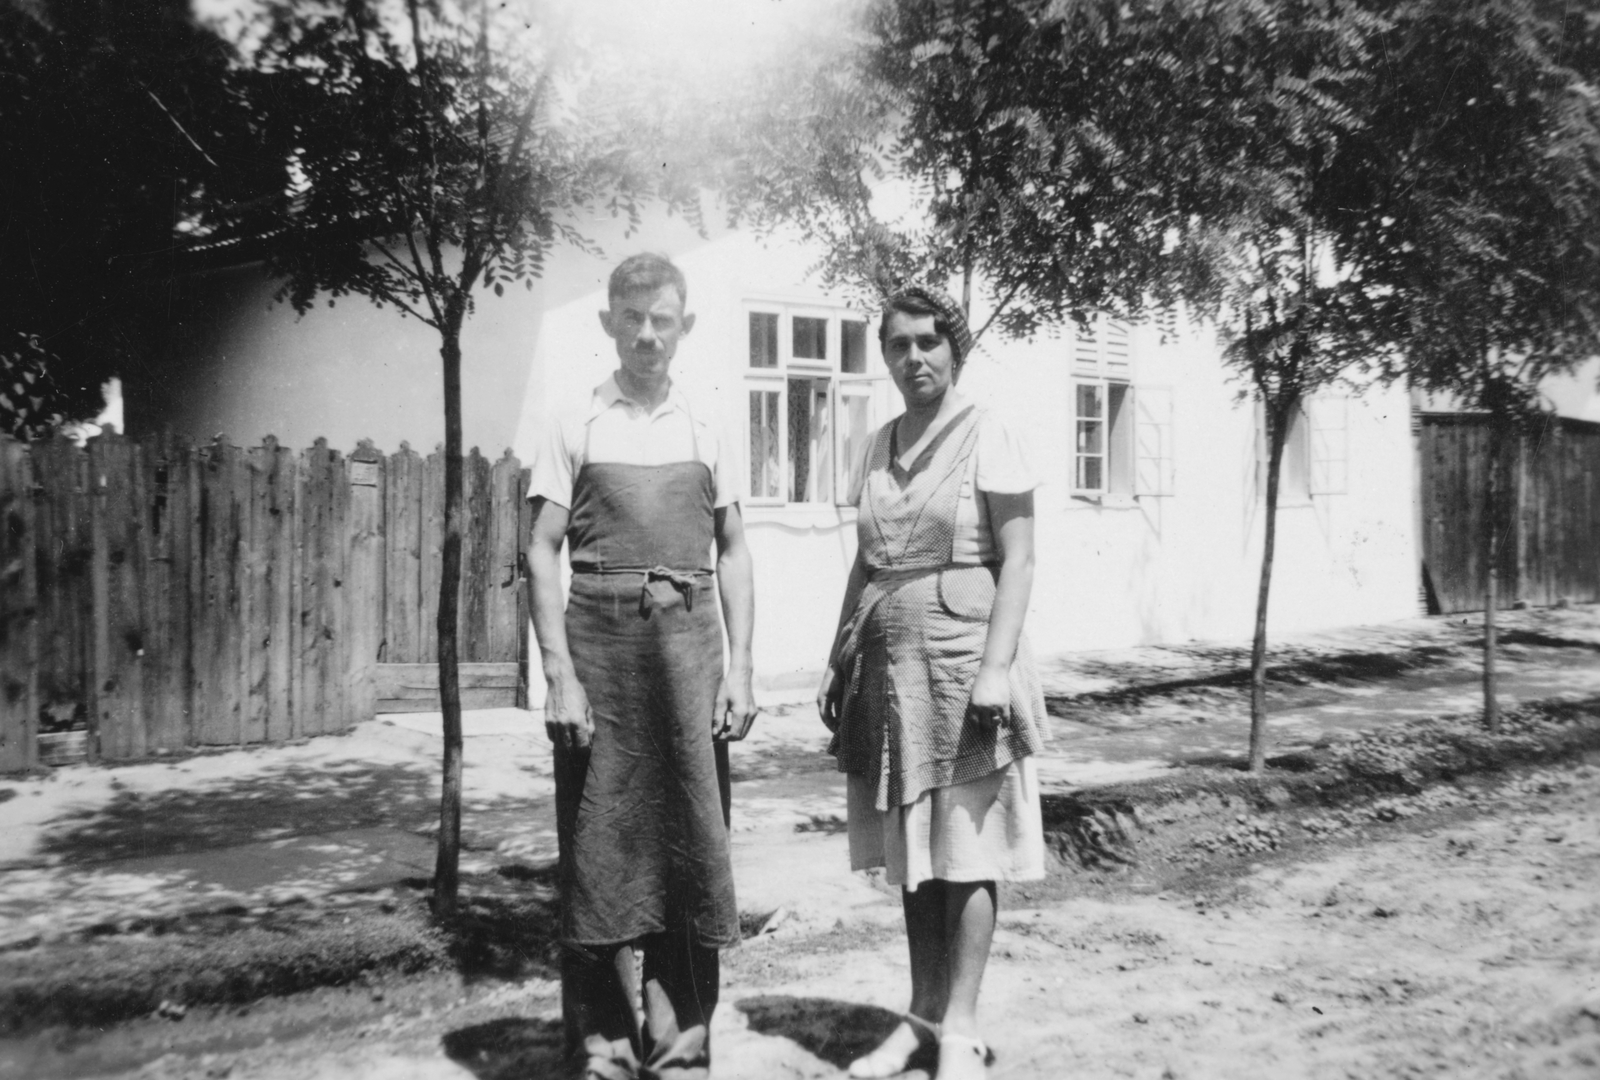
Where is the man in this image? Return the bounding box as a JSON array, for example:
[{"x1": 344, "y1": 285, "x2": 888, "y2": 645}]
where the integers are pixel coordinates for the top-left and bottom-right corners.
[{"x1": 526, "y1": 253, "x2": 758, "y2": 1080}]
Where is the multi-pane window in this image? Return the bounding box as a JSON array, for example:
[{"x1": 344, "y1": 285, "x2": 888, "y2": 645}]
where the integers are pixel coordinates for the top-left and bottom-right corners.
[
  {"x1": 1256, "y1": 396, "x2": 1348, "y2": 502},
  {"x1": 1072, "y1": 314, "x2": 1134, "y2": 496},
  {"x1": 1071, "y1": 313, "x2": 1174, "y2": 498},
  {"x1": 745, "y1": 303, "x2": 881, "y2": 506}
]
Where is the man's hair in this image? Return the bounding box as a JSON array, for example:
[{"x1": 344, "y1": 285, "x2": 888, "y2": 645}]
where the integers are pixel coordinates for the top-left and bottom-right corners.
[{"x1": 608, "y1": 253, "x2": 687, "y2": 306}]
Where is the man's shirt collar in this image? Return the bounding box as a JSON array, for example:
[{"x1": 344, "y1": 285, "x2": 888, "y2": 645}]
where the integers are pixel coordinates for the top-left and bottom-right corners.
[{"x1": 588, "y1": 374, "x2": 687, "y2": 421}]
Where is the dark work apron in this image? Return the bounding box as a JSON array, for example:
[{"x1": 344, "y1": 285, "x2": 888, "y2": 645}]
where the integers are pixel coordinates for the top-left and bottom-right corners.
[{"x1": 557, "y1": 436, "x2": 739, "y2": 950}]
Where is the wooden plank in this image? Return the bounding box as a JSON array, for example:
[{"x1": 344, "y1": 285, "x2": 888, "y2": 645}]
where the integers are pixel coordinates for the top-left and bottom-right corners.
[
  {"x1": 255, "y1": 438, "x2": 295, "y2": 744},
  {"x1": 242, "y1": 440, "x2": 273, "y2": 744},
  {"x1": 299, "y1": 440, "x2": 333, "y2": 736},
  {"x1": 419, "y1": 445, "x2": 444, "y2": 665},
  {"x1": 88, "y1": 430, "x2": 146, "y2": 760},
  {"x1": 196, "y1": 440, "x2": 244, "y2": 745},
  {"x1": 0, "y1": 435, "x2": 39, "y2": 772},
  {"x1": 516, "y1": 466, "x2": 531, "y2": 710},
  {"x1": 288, "y1": 447, "x2": 307, "y2": 740},
  {"x1": 182, "y1": 435, "x2": 203, "y2": 747},
  {"x1": 373, "y1": 662, "x2": 522, "y2": 713},
  {"x1": 347, "y1": 441, "x2": 385, "y2": 727},
  {"x1": 328, "y1": 443, "x2": 351, "y2": 732},
  {"x1": 485, "y1": 450, "x2": 522, "y2": 664},
  {"x1": 29, "y1": 436, "x2": 92, "y2": 739},
  {"x1": 383, "y1": 443, "x2": 423, "y2": 664},
  {"x1": 141, "y1": 432, "x2": 193, "y2": 752},
  {"x1": 459, "y1": 448, "x2": 491, "y2": 663}
]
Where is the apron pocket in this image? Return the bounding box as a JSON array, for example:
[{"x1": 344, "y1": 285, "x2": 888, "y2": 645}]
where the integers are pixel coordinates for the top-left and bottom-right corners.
[{"x1": 937, "y1": 565, "x2": 996, "y2": 621}]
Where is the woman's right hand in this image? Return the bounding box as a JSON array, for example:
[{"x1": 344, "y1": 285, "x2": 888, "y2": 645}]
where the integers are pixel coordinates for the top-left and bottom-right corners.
[
  {"x1": 545, "y1": 674, "x2": 594, "y2": 752},
  {"x1": 817, "y1": 664, "x2": 844, "y2": 733}
]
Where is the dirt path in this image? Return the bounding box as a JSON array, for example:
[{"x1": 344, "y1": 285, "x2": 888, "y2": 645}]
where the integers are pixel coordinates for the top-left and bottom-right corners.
[{"x1": 7, "y1": 759, "x2": 1597, "y2": 1080}]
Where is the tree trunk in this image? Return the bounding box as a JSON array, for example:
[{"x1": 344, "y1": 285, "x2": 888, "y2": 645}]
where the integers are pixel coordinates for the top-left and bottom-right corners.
[
  {"x1": 1249, "y1": 399, "x2": 1290, "y2": 773},
  {"x1": 1482, "y1": 405, "x2": 1504, "y2": 732},
  {"x1": 433, "y1": 317, "x2": 466, "y2": 915}
]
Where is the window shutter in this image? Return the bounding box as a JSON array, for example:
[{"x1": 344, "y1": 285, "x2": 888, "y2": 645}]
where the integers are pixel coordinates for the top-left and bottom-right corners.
[
  {"x1": 1134, "y1": 385, "x2": 1175, "y2": 496},
  {"x1": 1071, "y1": 314, "x2": 1132, "y2": 381},
  {"x1": 1309, "y1": 396, "x2": 1348, "y2": 495},
  {"x1": 1072, "y1": 318, "x2": 1101, "y2": 377},
  {"x1": 1104, "y1": 319, "x2": 1131, "y2": 381}
]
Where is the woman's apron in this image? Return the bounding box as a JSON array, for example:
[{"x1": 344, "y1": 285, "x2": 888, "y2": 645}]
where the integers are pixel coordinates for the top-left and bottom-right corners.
[
  {"x1": 830, "y1": 405, "x2": 1046, "y2": 811},
  {"x1": 556, "y1": 416, "x2": 739, "y2": 949}
]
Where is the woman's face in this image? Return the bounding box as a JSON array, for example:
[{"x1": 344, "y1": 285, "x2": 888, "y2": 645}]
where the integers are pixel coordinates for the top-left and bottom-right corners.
[{"x1": 882, "y1": 311, "x2": 959, "y2": 409}]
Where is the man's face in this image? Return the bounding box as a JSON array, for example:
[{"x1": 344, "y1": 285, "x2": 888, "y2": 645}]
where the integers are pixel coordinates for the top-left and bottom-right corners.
[{"x1": 599, "y1": 284, "x2": 695, "y2": 384}]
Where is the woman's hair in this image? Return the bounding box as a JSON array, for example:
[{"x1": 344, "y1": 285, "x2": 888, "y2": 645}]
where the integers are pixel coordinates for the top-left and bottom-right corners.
[{"x1": 878, "y1": 286, "x2": 973, "y2": 365}]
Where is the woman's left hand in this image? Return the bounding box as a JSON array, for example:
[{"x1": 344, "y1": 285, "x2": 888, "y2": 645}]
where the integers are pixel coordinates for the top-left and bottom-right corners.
[{"x1": 966, "y1": 664, "x2": 1011, "y2": 733}]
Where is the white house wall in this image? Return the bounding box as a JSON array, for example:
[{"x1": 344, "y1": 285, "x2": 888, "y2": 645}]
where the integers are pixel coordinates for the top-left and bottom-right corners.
[{"x1": 153, "y1": 217, "x2": 1420, "y2": 697}]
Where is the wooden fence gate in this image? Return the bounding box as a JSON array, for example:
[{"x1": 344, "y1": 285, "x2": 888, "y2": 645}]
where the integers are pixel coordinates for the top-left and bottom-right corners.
[
  {"x1": 1418, "y1": 413, "x2": 1600, "y2": 615},
  {"x1": 0, "y1": 431, "x2": 530, "y2": 771}
]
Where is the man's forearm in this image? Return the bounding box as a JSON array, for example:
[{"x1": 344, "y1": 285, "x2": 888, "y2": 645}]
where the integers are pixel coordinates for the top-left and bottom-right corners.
[
  {"x1": 527, "y1": 543, "x2": 577, "y2": 685},
  {"x1": 717, "y1": 543, "x2": 755, "y2": 671}
]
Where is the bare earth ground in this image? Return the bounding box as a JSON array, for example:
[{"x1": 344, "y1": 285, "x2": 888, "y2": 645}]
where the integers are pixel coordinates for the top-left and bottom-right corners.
[
  {"x1": 4, "y1": 759, "x2": 1597, "y2": 1080},
  {"x1": 2, "y1": 608, "x2": 1599, "y2": 1080}
]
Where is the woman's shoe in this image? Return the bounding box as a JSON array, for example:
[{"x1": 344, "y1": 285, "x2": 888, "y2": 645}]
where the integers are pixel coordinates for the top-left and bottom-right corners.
[
  {"x1": 847, "y1": 1012, "x2": 940, "y2": 1078},
  {"x1": 934, "y1": 1032, "x2": 988, "y2": 1080}
]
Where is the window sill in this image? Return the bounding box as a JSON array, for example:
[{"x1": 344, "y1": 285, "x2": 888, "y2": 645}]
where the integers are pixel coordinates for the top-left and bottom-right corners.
[
  {"x1": 744, "y1": 504, "x2": 858, "y2": 529},
  {"x1": 1070, "y1": 493, "x2": 1142, "y2": 508}
]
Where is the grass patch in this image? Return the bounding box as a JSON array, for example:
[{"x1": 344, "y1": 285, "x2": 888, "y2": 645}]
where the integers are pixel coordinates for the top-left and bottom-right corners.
[{"x1": 0, "y1": 906, "x2": 448, "y2": 1035}]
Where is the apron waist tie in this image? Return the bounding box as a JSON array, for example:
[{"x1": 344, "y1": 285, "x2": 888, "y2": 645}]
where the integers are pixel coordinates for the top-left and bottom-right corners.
[
  {"x1": 571, "y1": 562, "x2": 714, "y2": 613},
  {"x1": 865, "y1": 560, "x2": 998, "y2": 585}
]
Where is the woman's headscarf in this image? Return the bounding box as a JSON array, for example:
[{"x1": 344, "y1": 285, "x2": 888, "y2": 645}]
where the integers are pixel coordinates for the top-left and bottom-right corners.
[{"x1": 882, "y1": 285, "x2": 974, "y2": 366}]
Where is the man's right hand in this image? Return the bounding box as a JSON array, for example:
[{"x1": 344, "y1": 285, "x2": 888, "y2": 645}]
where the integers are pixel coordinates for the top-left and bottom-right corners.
[{"x1": 545, "y1": 676, "x2": 594, "y2": 752}]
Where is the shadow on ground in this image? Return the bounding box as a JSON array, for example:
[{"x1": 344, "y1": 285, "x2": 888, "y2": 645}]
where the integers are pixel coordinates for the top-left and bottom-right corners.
[
  {"x1": 736, "y1": 995, "x2": 906, "y2": 1069},
  {"x1": 38, "y1": 761, "x2": 438, "y2": 865},
  {"x1": 440, "y1": 864, "x2": 564, "y2": 982},
  {"x1": 442, "y1": 1016, "x2": 565, "y2": 1080}
]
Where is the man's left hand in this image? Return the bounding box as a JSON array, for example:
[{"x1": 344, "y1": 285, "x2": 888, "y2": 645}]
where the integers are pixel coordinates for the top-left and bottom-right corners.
[{"x1": 713, "y1": 668, "x2": 758, "y2": 741}]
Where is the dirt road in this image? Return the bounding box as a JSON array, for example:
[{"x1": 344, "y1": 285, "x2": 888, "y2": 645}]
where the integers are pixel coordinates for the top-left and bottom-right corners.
[{"x1": 7, "y1": 756, "x2": 1597, "y2": 1080}]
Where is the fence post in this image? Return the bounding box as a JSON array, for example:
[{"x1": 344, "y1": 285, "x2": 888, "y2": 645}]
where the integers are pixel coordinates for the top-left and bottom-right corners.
[
  {"x1": 486, "y1": 449, "x2": 523, "y2": 666},
  {"x1": 347, "y1": 439, "x2": 385, "y2": 727},
  {"x1": 88, "y1": 427, "x2": 149, "y2": 761},
  {"x1": 0, "y1": 435, "x2": 38, "y2": 772}
]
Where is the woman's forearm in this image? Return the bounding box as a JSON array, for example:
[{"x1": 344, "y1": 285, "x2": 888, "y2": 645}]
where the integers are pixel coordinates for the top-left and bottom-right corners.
[{"x1": 979, "y1": 491, "x2": 1036, "y2": 674}]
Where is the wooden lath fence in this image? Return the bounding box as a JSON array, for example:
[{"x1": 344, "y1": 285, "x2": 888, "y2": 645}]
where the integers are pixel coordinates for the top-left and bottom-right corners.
[
  {"x1": 0, "y1": 431, "x2": 530, "y2": 772},
  {"x1": 1419, "y1": 413, "x2": 1600, "y2": 615}
]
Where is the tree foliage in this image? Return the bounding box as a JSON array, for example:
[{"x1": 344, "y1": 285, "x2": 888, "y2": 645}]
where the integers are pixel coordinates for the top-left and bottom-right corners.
[
  {"x1": 0, "y1": 0, "x2": 260, "y2": 429},
  {"x1": 720, "y1": 0, "x2": 1244, "y2": 335}
]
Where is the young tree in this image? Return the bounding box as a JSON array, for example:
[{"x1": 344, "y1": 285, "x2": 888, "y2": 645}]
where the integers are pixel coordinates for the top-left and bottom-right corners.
[
  {"x1": 1340, "y1": 0, "x2": 1600, "y2": 729},
  {"x1": 233, "y1": 0, "x2": 672, "y2": 914}
]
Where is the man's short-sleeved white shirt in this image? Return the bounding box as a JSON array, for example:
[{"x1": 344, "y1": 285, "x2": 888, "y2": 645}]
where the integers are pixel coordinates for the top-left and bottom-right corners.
[{"x1": 528, "y1": 374, "x2": 739, "y2": 510}]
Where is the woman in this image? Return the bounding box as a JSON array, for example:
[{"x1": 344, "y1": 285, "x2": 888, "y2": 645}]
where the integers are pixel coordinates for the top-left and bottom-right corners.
[{"x1": 818, "y1": 286, "x2": 1048, "y2": 1080}]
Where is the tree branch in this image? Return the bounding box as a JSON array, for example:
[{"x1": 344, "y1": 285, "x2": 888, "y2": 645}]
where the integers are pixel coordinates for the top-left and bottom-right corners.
[
  {"x1": 970, "y1": 279, "x2": 1023, "y2": 345},
  {"x1": 403, "y1": 227, "x2": 443, "y2": 326},
  {"x1": 369, "y1": 238, "x2": 440, "y2": 327},
  {"x1": 141, "y1": 87, "x2": 220, "y2": 169}
]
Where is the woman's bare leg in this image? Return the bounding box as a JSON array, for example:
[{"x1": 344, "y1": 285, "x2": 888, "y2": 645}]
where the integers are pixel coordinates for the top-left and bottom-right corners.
[
  {"x1": 903, "y1": 881, "x2": 950, "y2": 1023},
  {"x1": 937, "y1": 881, "x2": 996, "y2": 1040},
  {"x1": 848, "y1": 883, "x2": 946, "y2": 1076}
]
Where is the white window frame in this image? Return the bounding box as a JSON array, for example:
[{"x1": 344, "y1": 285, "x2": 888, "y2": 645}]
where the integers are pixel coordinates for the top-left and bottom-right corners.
[
  {"x1": 743, "y1": 300, "x2": 883, "y2": 508},
  {"x1": 1073, "y1": 377, "x2": 1135, "y2": 498},
  {"x1": 1070, "y1": 313, "x2": 1154, "y2": 502}
]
